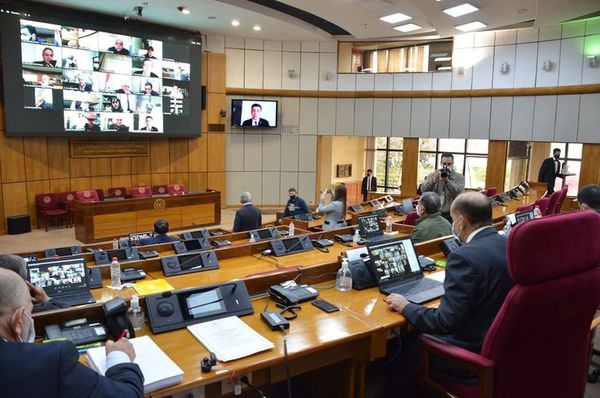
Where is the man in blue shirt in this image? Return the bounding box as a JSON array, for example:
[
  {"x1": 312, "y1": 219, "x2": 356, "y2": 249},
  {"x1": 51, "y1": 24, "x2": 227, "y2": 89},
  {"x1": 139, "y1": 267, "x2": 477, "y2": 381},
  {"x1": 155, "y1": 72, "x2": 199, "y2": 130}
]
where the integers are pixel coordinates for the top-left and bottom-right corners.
[
  {"x1": 577, "y1": 184, "x2": 600, "y2": 214},
  {"x1": 282, "y1": 187, "x2": 310, "y2": 219},
  {"x1": 140, "y1": 219, "x2": 179, "y2": 245}
]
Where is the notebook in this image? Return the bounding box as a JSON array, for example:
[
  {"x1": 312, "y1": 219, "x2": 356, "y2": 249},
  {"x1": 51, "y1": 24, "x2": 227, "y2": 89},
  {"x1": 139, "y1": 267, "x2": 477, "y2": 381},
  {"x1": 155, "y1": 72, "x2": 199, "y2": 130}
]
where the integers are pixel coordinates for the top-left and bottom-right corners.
[
  {"x1": 367, "y1": 237, "x2": 444, "y2": 304},
  {"x1": 27, "y1": 257, "x2": 95, "y2": 306},
  {"x1": 87, "y1": 335, "x2": 183, "y2": 393}
]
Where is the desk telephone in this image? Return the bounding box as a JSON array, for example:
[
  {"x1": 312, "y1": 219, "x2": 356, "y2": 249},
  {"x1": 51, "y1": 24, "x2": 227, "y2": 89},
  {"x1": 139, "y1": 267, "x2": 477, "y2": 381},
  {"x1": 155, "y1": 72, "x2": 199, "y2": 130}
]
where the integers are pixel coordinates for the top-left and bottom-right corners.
[
  {"x1": 312, "y1": 238, "x2": 334, "y2": 248},
  {"x1": 349, "y1": 204, "x2": 363, "y2": 212},
  {"x1": 268, "y1": 284, "x2": 319, "y2": 306},
  {"x1": 45, "y1": 318, "x2": 108, "y2": 346}
]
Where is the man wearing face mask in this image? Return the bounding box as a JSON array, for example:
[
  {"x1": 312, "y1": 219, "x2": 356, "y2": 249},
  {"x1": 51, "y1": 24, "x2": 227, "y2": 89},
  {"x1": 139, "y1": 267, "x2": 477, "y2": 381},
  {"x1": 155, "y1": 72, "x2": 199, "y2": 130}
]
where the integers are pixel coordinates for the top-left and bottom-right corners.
[
  {"x1": 420, "y1": 153, "x2": 465, "y2": 222},
  {"x1": 385, "y1": 192, "x2": 513, "y2": 386},
  {"x1": 411, "y1": 192, "x2": 452, "y2": 243},
  {"x1": 538, "y1": 148, "x2": 561, "y2": 194},
  {"x1": 0, "y1": 268, "x2": 144, "y2": 398},
  {"x1": 282, "y1": 187, "x2": 310, "y2": 219}
]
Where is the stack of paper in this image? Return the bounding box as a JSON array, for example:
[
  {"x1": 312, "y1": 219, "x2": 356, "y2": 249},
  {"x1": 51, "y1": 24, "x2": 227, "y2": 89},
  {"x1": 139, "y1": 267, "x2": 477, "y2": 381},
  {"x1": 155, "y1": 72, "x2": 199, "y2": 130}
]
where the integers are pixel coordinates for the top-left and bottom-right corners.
[
  {"x1": 87, "y1": 335, "x2": 183, "y2": 393},
  {"x1": 187, "y1": 316, "x2": 274, "y2": 362}
]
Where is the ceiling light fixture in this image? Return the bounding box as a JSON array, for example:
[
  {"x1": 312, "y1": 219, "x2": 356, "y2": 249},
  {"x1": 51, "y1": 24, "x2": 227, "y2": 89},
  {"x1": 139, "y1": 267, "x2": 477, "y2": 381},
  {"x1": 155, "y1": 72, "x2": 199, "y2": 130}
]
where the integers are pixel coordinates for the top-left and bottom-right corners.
[
  {"x1": 253, "y1": 25, "x2": 261, "y2": 31},
  {"x1": 434, "y1": 56, "x2": 452, "y2": 62},
  {"x1": 394, "y1": 23, "x2": 422, "y2": 33},
  {"x1": 443, "y1": 3, "x2": 478, "y2": 17},
  {"x1": 455, "y1": 21, "x2": 486, "y2": 32},
  {"x1": 379, "y1": 12, "x2": 411, "y2": 24},
  {"x1": 177, "y1": 6, "x2": 190, "y2": 15},
  {"x1": 437, "y1": 66, "x2": 452, "y2": 71},
  {"x1": 231, "y1": 19, "x2": 240, "y2": 26}
]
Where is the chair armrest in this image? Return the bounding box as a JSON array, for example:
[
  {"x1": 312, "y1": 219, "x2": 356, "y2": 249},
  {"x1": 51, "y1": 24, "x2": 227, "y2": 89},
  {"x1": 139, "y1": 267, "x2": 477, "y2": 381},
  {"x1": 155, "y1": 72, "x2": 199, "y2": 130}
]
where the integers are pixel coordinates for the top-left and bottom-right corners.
[{"x1": 419, "y1": 334, "x2": 494, "y2": 398}]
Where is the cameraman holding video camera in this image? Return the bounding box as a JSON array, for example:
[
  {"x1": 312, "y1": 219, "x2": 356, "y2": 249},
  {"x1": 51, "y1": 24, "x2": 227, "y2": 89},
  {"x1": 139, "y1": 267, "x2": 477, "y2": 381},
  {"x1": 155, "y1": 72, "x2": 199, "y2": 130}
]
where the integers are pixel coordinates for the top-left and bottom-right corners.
[{"x1": 420, "y1": 152, "x2": 465, "y2": 222}]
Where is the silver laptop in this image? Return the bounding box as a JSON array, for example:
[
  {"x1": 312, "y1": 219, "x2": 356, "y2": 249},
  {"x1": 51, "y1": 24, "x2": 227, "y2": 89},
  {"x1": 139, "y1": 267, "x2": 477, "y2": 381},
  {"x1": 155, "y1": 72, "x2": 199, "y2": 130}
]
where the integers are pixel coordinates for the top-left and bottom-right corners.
[
  {"x1": 367, "y1": 237, "x2": 444, "y2": 304},
  {"x1": 27, "y1": 258, "x2": 95, "y2": 307}
]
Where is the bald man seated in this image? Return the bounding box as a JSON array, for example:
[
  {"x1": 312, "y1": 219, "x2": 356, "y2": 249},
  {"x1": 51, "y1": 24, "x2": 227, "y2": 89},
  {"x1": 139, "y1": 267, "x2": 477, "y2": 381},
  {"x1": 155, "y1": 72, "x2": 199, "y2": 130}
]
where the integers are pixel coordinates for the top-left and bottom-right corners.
[{"x1": 0, "y1": 268, "x2": 144, "y2": 398}]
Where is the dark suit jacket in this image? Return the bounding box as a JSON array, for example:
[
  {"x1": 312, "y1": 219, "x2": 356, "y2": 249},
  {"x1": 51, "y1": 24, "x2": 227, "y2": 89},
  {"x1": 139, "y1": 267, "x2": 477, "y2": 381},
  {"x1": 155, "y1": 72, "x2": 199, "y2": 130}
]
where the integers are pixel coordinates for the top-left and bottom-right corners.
[
  {"x1": 242, "y1": 118, "x2": 270, "y2": 127},
  {"x1": 538, "y1": 157, "x2": 560, "y2": 183},
  {"x1": 78, "y1": 83, "x2": 92, "y2": 92},
  {"x1": 33, "y1": 60, "x2": 57, "y2": 67},
  {"x1": 361, "y1": 176, "x2": 377, "y2": 194},
  {"x1": 141, "y1": 126, "x2": 159, "y2": 131},
  {"x1": 233, "y1": 203, "x2": 262, "y2": 232},
  {"x1": 0, "y1": 339, "x2": 144, "y2": 398},
  {"x1": 108, "y1": 47, "x2": 131, "y2": 55},
  {"x1": 140, "y1": 234, "x2": 179, "y2": 245},
  {"x1": 403, "y1": 227, "x2": 514, "y2": 353}
]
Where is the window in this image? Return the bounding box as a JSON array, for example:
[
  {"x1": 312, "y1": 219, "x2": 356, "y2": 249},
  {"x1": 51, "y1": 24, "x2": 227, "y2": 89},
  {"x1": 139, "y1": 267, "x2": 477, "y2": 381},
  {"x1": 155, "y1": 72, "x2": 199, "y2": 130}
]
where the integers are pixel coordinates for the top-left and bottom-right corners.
[
  {"x1": 504, "y1": 141, "x2": 530, "y2": 191},
  {"x1": 373, "y1": 137, "x2": 403, "y2": 192},
  {"x1": 550, "y1": 143, "x2": 582, "y2": 196},
  {"x1": 418, "y1": 138, "x2": 488, "y2": 189}
]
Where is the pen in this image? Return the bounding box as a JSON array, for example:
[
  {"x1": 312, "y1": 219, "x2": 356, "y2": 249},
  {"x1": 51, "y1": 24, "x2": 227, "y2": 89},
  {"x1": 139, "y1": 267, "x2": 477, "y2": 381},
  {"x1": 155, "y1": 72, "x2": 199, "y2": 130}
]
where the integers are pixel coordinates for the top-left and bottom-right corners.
[{"x1": 118, "y1": 329, "x2": 128, "y2": 340}]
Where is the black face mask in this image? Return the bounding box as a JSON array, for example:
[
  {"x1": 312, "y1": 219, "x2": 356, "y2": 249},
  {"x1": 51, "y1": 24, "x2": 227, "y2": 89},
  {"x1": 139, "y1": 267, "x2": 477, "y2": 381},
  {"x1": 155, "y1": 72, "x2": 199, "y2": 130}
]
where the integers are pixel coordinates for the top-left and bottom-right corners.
[
  {"x1": 289, "y1": 195, "x2": 296, "y2": 200},
  {"x1": 554, "y1": 154, "x2": 560, "y2": 160}
]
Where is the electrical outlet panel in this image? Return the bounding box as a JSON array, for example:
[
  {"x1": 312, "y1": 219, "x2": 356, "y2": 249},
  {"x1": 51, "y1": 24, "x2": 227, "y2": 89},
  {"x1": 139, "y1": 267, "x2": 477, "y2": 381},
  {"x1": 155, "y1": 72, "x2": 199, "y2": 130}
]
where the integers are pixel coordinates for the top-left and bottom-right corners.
[{"x1": 221, "y1": 373, "x2": 252, "y2": 396}]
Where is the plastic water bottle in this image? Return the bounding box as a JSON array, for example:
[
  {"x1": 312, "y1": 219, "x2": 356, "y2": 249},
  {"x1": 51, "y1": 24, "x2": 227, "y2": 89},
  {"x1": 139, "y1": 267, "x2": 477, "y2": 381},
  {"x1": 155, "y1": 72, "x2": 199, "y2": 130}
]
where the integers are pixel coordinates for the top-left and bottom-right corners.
[
  {"x1": 110, "y1": 257, "x2": 122, "y2": 289},
  {"x1": 353, "y1": 229, "x2": 361, "y2": 244},
  {"x1": 385, "y1": 215, "x2": 393, "y2": 233},
  {"x1": 127, "y1": 294, "x2": 145, "y2": 331},
  {"x1": 112, "y1": 238, "x2": 119, "y2": 250},
  {"x1": 533, "y1": 206, "x2": 542, "y2": 219},
  {"x1": 249, "y1": 234, "x2": 256, "y2": 243},
  {"x1": 502, "y1": 218, "x2": 512, "y2": 236},
  {"x1": 289, "y1": 221, "x2": 295, "y2": 236},
  {"x1": 336, "y1": 258, "x2": 353, "y2": 292}
]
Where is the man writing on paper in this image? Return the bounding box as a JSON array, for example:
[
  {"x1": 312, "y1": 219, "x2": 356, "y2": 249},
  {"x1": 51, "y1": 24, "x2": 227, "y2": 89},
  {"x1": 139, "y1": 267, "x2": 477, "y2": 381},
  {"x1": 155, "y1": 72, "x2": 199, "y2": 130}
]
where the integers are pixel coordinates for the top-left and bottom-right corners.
[{"x1": 0, "y1": 268, "x2": 144, "y2": 398}]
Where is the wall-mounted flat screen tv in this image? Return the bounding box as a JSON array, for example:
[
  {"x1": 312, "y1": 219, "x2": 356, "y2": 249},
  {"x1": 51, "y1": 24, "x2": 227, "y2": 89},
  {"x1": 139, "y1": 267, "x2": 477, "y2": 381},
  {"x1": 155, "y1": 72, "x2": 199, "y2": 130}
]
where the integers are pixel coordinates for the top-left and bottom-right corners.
[
  {"x1": 231, "y1": 99, "x2": 278, "y2": 128},
  {"x1": 0, "y1": 3, "x2": 202, "y2": 137}
]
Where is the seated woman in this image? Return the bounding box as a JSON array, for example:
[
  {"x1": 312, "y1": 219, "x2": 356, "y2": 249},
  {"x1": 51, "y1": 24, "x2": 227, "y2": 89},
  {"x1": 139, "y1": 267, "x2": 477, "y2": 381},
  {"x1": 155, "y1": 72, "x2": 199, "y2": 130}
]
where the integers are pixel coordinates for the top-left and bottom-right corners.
[{"x1": 318, "y1": 184, "x2": 347, "y2": 231}]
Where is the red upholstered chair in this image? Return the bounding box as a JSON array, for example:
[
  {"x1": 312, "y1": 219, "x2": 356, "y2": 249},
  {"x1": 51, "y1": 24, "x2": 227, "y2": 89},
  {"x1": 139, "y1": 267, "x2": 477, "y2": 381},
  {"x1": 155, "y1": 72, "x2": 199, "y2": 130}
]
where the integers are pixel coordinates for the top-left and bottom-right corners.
[
  {"x1": 76, "y1": 189, "x2": 100, "y2": 203},
  {"x1": 545, "y1": 189, "x2": 563, "y2": 216},
  {"x1": 535, "y1": 197, "x2": 550, "y2": 216},
  {"x1": 403, "y1": 211, "x2": 419, "y2": 226},
  {"x1": 515, "y1": 204, "x2": 534, "y2": 213},
  {"x1": 167, "y1": 183, "x2": 186, "y2": 195},
  {"x1": 94, "y1": 189, "x2": 105, "y2": 201},
  {"x1": 35, "y1": 193, "x2": 68, "y2": 231},
  {"x1": 131, "y1": 186, "x2": 152, "y2": 198},
  {"x1": 59, "y1": 191, "x2": 77, "y2": 227},
  {"x1": 552, "y1": 185, "x2": 569, "y2": 215},
  {"x1": 152, "y1": 185, "x2": 168, "y2": 195},
  {"x1": 484, "y1": 187, "x2": 497, "y2": 197},
  {"x1": 108, "y1": 187, "x2": 127, "y2": 198},
  {"x1": 419, "y1": 211, "x2": 600, "y2": 398}
]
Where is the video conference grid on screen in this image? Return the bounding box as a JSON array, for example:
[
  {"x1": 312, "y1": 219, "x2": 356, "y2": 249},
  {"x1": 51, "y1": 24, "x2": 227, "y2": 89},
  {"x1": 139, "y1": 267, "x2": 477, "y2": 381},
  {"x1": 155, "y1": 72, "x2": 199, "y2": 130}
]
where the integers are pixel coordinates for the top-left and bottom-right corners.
[
  {"x1": 369, "y1": 240, "x2": 421, "y2": 282},
  {"x1": 28, "y1": 261, "x2": 86, "y2": 289},
  {"x1": 20, "y1": 18, "x2": 192, "y2": 134}
]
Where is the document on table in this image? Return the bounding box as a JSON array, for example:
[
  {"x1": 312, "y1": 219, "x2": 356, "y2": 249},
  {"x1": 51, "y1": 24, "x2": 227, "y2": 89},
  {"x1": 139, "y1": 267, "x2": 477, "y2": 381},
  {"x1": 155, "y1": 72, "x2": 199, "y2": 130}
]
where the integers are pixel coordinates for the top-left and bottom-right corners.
[
  {"x1": 425, "y1": 270, "x2": 445, "y2": 283},
  {"x1": 187, "y1": 316, "x2": 274, "y2": 362}
]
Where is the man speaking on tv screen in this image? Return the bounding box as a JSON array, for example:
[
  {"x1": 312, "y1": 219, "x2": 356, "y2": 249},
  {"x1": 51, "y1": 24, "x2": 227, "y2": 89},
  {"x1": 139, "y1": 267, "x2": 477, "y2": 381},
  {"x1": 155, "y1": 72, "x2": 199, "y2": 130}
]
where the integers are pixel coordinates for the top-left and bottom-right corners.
[{"x1": 242, "y1": 103, "x2": 270, "y2": 127}]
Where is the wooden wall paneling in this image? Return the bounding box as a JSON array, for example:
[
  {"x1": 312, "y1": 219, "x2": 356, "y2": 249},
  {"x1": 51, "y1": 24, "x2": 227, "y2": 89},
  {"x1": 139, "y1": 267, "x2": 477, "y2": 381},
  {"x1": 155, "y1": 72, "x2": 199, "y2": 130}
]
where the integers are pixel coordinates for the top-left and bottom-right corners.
[
  {"x1": 528, "y1": 142, "x2": 551, "y2": 182},
  {"x1": 485, "y1": 140, "x2": 508, "y2": 190},
  {"x1": 111, "y1": 157, "x2": 132, "y2": 175},
  {"x1": 151, "y1": 173, "x2": 170, "y2": 186},
  {"x1": 207, "y1": 172, "x2": 226, "y2": 206},
  {"x1": 1, "y1": 136, "x2": 26, "y2": 183},
  {"x1": 207, "y1": 93, "x2": 226, "y2": 126},
  {"x1": 90, "y1": 176, "x2": 112, "y2": 195},
  {"x1": 169, "y1": 138, "x2": 189, "y2": 173},
  {"x1": 131, "y1": 174, "x2": 152, "y2": 187},
  {"x1": 0, "y1": 186, "x2": 5, "y2": 233},
  {"x1": 70, "y1": 177, "x2": 92, "y2": 192},
  {"x1": 401, "y1": 138, "x2": 419, "y2": 196},
  {"x1": 189, "y1": 135, "x2": 208, "y2": 172},
  {"x1": 169, "y1": 173, "x2": 189, "y2": 188},
  {"x1": 23, "y1": 137, "x2": 49, "y2": 181},
  {"x1": 26, "y1": 180, "x2": 50, "y2": 227},
  {"x1": 3, "y1": 182, "x2": 28, "y2": 217},
  {"x1": 207, "y1": 133, "x2": 226, "y2": 172},
  {"x1": 49, "y1": 178, "x2": 71, "y2": 194},
  {"x1": 207, "y1": 52, "x2": 226, "y2": 93},
  {"x1": 47, "y1": 137, "x2": 70, "y2": 179},
  {"x1": 189, "y1": 172, "x2": 208, "y2": 192},
  {"x1": 111, "y1": 175, "x2": 132, "y2": 190},
  {"x1": 131, "y1": 155, "x2": 151, "y2": 175},
  {"x1": 69, "y1": 157, "x2": 91, "y2": 178},
  {"x1": 150, "y1": 138, "x2": 170, "y2": 174},
  {"x1": 90, "y1": 158, "x2": 111, "y2": 176},
  {"x1": 579, "y1": 144, "x2": 600, "y2": 186}
]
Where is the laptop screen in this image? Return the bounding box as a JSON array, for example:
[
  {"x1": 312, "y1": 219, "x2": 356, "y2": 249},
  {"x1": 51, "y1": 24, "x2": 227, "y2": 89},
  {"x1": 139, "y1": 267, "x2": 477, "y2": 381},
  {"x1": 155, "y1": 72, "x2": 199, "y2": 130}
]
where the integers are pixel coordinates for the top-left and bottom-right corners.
[
  {"x1": 507, "y1": 210, "x2": 535, "y2": 226},
  {"x1": 128, "y1": 231, "x2": 152, "y2": 246},
  {"x1": 27, "y1": 258, "x2": 89, "y2": 295},
  {"x1": 358, "y1": 214, "x2": 381, "y2": 238},
  {"x1": 402, "y1": 198, "x2": 414, "y2": 214},
  {"x1": 367, "y1": 238, "x2": 421, "y2": 284}
]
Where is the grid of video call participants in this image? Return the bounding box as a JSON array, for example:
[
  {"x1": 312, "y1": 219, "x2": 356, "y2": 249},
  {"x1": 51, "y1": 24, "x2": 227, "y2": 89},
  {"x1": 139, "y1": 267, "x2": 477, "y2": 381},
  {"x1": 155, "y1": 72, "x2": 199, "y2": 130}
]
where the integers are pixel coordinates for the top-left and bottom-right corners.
[
  {"x1": 28, "y1": 263, "x2": 85, "y2": 288},
  {"x1": 20, "y1": 19, "x2": 191, "y2": 133},
  {"x1": 370, "y1": 243, "x2": 411, "y2": 281}
]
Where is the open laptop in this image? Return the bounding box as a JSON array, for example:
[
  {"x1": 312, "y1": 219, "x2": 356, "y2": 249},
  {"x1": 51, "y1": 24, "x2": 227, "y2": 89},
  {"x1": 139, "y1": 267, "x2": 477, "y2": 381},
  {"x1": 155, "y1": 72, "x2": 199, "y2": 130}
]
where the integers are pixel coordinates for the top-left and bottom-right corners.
[
  {"x1": 358, "y1": 214, "x2": 389, "y2": 243},
  {"x1": 367, "y1": 238, "x2": 444, "y2": 304},
  {"x1": 128, "y1": 231, "x2": 153, "y2": 246},
  {"x1": 27, "y1": 257, "x2": 96, "y2": 307},
  {"x1": 507, "y1": 209, "x2": 535, "y2": 226},
  {"x1": 394, "y1": 198, "x2": 414, "y2": 215}
]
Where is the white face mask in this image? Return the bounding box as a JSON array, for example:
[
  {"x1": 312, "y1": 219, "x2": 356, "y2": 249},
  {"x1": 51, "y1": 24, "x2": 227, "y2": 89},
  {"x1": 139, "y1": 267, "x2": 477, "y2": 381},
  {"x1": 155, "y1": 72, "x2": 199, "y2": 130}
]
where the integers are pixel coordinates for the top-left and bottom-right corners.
[
  {"x1": 451, "y1": 216, "x2": 462, "y2": 242},
  {"x1": 17, "y1": 312, "x2": 35, "y2": 343}
]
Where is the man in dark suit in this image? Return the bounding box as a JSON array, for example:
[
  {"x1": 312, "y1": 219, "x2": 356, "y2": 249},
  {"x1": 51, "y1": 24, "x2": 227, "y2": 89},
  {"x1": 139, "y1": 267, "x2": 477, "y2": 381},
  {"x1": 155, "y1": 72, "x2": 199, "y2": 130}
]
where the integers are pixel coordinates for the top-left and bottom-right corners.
[
  {"x1": 538, "y1": 147, "x2": 561, "y2": 194},
  {"x1": 361, "y1": 169, "x2": 377, "y2": 202},
  {"x1": 140, "y1": 115, "x2": 159, "y2": 131},
  {"x1": 32, "y1": 47, "x2": 57, "y2": 67},
  {"x1": 385, "y1": 192, "x2": 513, "y2": 389},
  {"x1": 140, "y1": 219, "x2": 179, "y2": 245},
  {"x1": 0, "y1": 268, "x2": 144, "y2": 398},
  {"x1": 233, "y1": 191, "x2": 262, "y2": 232},
  {"x1": 241, "y1": 103, "x2": 270, "y2": 127}
]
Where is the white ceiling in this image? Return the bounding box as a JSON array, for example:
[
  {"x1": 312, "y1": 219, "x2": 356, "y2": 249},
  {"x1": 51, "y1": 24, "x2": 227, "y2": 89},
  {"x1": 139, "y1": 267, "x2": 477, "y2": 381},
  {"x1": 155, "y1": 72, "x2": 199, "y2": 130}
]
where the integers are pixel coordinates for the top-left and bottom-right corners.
[{"x1": 29, "y1": 0, "x2": 600, "y2": 42}]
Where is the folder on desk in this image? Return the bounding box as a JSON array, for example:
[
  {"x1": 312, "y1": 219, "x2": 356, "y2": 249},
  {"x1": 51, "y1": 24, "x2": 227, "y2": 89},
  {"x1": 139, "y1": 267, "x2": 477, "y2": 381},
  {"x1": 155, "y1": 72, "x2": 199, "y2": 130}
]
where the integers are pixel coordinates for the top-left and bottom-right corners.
[
  {"x1": 133, "y1": 279, "x2": 174, "y2": 296},
  {"x1": 86, "y1": 335, "x2": 183, "y2": 393}
]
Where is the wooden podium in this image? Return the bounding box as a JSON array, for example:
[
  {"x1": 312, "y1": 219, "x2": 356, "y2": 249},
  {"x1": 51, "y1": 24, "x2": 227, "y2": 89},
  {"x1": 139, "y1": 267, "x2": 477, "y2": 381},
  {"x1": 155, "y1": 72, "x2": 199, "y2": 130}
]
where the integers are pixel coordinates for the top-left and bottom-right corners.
[{"x1": 72, "y1": 191, "x2": 221, "y2": 243}]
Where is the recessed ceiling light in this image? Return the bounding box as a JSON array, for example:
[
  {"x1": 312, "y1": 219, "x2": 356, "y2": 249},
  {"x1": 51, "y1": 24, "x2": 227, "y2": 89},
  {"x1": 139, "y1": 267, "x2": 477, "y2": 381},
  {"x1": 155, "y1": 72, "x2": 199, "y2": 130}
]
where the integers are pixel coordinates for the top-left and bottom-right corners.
[
  {"x1": 231, "y1": 19, "x2": 240, "y2": 26},
  {"x1": 443, "y1": 3, "x2": 479, "y2": 17},
  {"x1": 393, "y1": 23, "x2": 422, "y2": 33},
  {"x1": 434, "y1": 57, "x2": 452, "y2": 62},
  {"x1": 253, "y1": 25, "x2": 261, "y2": 31},
  {"x1": 177, "y1": 6, "x2": 190, "y2": 15},
  {"x1": 379, "y1": 12, "x2": 411, "y2": 24},
  {"x1": 455, "y1": 21, "x2": 486, "y2": 32}
]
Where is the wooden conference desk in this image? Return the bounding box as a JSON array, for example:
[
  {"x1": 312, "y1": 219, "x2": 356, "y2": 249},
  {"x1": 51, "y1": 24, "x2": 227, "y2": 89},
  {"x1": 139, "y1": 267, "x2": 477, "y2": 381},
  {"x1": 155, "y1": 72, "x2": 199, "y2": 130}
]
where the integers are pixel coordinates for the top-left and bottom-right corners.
[{"x1": 72, "y1": 191, "x2": 221, "y2": 243}]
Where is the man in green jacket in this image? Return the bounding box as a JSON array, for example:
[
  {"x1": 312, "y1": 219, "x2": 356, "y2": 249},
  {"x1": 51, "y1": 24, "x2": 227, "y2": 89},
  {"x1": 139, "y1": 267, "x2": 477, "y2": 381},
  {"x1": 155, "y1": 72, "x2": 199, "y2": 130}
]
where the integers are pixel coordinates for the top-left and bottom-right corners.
[{"x1": 411, "y1": 192, "x2": 452, "y2": 243}]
